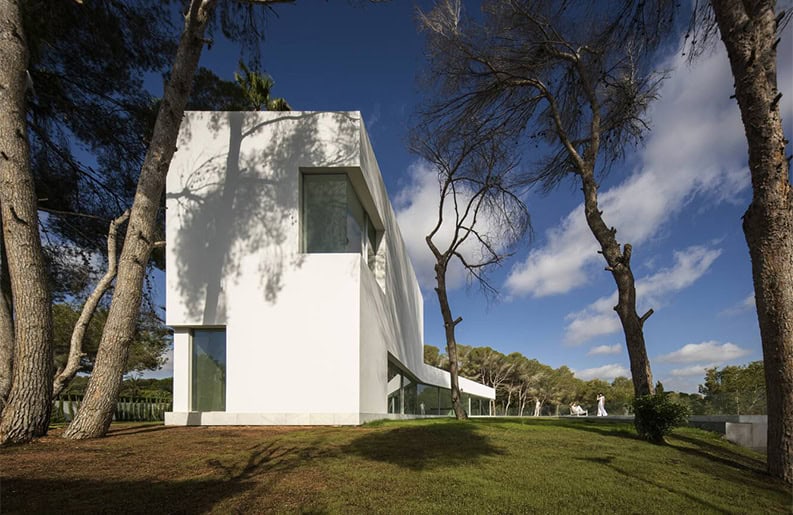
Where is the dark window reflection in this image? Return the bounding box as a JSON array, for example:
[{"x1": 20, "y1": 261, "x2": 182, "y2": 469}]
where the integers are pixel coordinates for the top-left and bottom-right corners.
[
  {"x1": 387, "y1": 358, "x2": 488, "y2": 416},
  {"x1": 192, "y1": 329, "x2": 226, "y2": 411}
]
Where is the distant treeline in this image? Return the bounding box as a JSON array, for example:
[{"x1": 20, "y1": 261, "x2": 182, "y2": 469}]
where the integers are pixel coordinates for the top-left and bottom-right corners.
[
  {"x1": 61, "y1": 376, "x2": 173, "y2": 401},
  {"x1": 426, "y1": 344, "x2": 766, "y2": 416}
]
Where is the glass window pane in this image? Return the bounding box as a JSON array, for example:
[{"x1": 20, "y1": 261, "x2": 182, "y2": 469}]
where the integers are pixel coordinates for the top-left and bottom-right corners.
[
  {"x1": 470, "y1": 397, "x2": 482, "y2": 416},
  {"x1": 303, "y1": 175, "x2": 347, "y2": 252},
  {"x1": 303, "y1": 174, "x2": 369, "y2": 254},
  {"x1": 346, "y1": 180, "x2": 364, "y2": 253},
  {"x1": 403, "y1": 376, "x2": 417, "y2": 414},
  {"x1": 387, "y1": 361, "x2": 402, "y2": 414},
  {"x1": 417, "y1": 384, "x2": 439, "y2": 415},
  {"x1": 192, "y1": 329, "x2": 226, "y2": 411},
  {"x1": 439, "y1": 388, "x2": 452, "y2": 416},
  {"x1": 366, "y1": 216, "x2": 377, "y2": 270}
]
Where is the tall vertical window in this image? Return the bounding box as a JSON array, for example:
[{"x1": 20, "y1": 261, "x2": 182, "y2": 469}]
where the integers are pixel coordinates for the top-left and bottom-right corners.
[
  {"x1": 365, "y1": 216, "x2": 377, "y2": 270},
  {"x1": 191, "y1": 329, "x2": 226, "y2": 412},
  {"x1": 302, "y1": 174, "x2": 378, "y2": 265},
  {"x1": 387, "y1": 360, "x2": 403, "y2": 414}
]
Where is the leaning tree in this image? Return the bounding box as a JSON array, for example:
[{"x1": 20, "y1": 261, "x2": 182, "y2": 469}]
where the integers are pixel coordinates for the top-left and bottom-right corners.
[
  {"x1": 61, "y1": 0, "x2": 298, "y2": 440},
  {"x1": 418, "y1": 0, "x2": 679, "y2": 397}
]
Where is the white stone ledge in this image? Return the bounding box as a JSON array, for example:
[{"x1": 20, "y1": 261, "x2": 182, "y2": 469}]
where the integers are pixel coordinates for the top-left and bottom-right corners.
[
  {"x1": 164, "y1": 411, "x2": 451, "y2": 426},
  {"x1": 165, "y1": 412, "x2": 362, "y2": 426}
]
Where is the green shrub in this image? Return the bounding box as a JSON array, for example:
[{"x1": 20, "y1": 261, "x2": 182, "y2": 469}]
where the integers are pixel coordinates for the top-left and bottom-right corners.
[{"x1": 632, "y1": 394, "x2": 690, "y2": 443}]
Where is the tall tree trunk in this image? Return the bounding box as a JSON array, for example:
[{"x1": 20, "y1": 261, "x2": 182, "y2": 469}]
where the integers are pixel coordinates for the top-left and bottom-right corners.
[
  {"x1": 580, "y1": 171, "x2": 655, "y2": 397},
  {"x1": 0, "y1": 212, "x2": 15, "y2": 416},
  {"x1": 52, "y1": 210, "x2": 129, "y2": 398},
  {"x1": 710, "y1": 0, "x2": 793, "y2": 484},
  {"x1": 62, "y1": 0, "x2": 216, "y2": 440},
  {"x1": 551, "y1": 52, "x2": 656, "y2": 399},
  {"x1": 433, "y1": 261, "x2": 468, "y2": 420},
  {"x1": 0, "y1": 0, "x2": 54, "y2": 444}
]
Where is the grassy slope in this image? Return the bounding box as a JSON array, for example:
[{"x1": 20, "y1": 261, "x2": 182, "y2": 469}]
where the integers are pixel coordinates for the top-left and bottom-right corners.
[{"x1": 1, "y1": 418, "x2": 790, "y2": 514}]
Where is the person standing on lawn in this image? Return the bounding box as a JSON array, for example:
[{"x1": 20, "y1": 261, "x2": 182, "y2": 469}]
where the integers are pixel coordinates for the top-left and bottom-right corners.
[{"x1": 596, "y1": 394, "x2": 608, "y2": 417}]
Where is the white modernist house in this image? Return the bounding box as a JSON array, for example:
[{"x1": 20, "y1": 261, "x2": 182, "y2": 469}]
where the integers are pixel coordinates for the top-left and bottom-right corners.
[{"x1": 164, "y1": 111, "x2": 494, "y2": 425}]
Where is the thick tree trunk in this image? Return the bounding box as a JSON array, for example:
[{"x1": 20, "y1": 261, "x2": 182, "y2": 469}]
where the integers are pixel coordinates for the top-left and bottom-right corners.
[
  {"x1": 52, "y1": 211, "x2": 129, "y2": 398},
  {"x1": 710, "y1": 0, "x2": 793, "y2": 484},
  {"x1": 433, "y1": 261, "x2": 468, "y2": 420},
  {"x1": 580, "y1": 172, "x2": 655, "y2": 397},
  {"x1": 0, "y1": 0, "x2": 54, "y2": 443},
  {"x1": 62, "y1": 0, "x2": 216, "y2": 440},
  {"x1": 0, "y1": 213, "x2": 15, "y2": 416}
]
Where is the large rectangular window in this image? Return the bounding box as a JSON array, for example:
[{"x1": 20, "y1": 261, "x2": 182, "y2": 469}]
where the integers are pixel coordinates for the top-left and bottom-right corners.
[
  {"x1": 191, "y1": 329, "x2": 226, "y2": 412},
  {"x1": 302, "y1": 174, "x2": 379, "y2": 272}
]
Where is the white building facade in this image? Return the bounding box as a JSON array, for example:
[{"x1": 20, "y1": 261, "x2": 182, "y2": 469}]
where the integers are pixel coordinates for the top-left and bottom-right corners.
[{"x1": 164, "y1": 111, "x2": 494, "y2": 425}]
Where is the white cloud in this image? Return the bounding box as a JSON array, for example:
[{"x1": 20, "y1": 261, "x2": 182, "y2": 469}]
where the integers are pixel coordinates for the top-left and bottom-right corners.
[
  {"x1": 657, "y1": 340, "x2": 751, "y2": 364},
  {"x1": 564, "y1": 245, "x2": 721, "y2": 344},
  {"x1": 566, "y1": 312, "x2": 621, "y2": 346},
  {"x1": 394, "y1": 160, "x2": 510, "y2": 290},
  {"x1": 669, "y1": 364, "x2": 720, "y2": 377},
  {"x1": 634, "y1": 246, "x2": 722, "y2": 301},
  {"x1": 587, "y1": 344, "x2": 622, "y2": 356},
  {"x1": 366, "y1": 102, "x2": 381, "y2": 131},
  {"x1": 720, "y1": 292, "x2": 755, "y2": 316},
  {"x1": 574, "y1": 363, "x2": 630, "y2": 382},
  {"x1": 505, "y1": 43, "x2": 750, "y2": 299}
]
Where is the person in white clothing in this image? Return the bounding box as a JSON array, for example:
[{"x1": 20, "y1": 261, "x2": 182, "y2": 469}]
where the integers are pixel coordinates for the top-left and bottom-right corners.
[
  {"x1": 570, "y1": 402, "x2": 587, "y2": 416},
  {"x1": 596, "y1": 393, "x2": 608, "y2": 416},
  {"x1": 533, "y1": 398, "x2": 541, "y2": 417}
]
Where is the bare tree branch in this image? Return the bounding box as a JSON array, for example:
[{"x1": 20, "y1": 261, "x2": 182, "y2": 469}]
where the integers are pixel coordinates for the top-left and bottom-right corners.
[{"x1": 52, "y1": 210, "x2": 130, "y2": 398}]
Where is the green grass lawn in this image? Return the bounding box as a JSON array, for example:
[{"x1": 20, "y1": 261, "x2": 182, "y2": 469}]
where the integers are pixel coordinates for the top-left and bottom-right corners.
[{"x1": 1, "y1": 418, "x2": 790, "y2": 513}]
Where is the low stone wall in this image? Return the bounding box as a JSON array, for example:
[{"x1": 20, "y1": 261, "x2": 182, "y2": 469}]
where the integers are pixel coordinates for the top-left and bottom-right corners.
[{"x1": 725, "y1": 420, "x2": 767, "y2": 452}]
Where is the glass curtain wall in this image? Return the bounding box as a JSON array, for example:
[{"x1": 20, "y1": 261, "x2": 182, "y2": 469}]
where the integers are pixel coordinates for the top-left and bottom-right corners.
[
  {"x1": 417, "y1": 384, "x2": 440, "y2": 415},
  {"x1": 388, "y1": 359, "x2": 488, "y2": 416},
  {"x1": 191, "y1": 329, "x2": 227, "y2": 411}
]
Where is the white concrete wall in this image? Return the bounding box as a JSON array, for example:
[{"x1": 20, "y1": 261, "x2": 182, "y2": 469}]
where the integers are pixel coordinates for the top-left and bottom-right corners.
[
  {"x1": 357, "y1": 123, "x2": 495, "y2": 403},
  {"x1": 167, "y1": 112, "x2": 363, "y2": 421},
  {"x1": 165, "y1": 111, "x2": 492, "y2": 426},
  {"x1": 171, "y1": 329, "x2": 190, "y2": 412}
]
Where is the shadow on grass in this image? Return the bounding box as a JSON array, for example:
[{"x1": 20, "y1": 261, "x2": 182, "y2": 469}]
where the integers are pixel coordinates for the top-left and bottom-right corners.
[
  {"x1": 2, "y1": 439, "x2": 324, "y2": 514},
  {"x1": 565, "y1": 422, "x2": 787, "y2": 504},
  {"x1": 574, "y1": 455, "x2": 732, "y2": 513},
  {"x1": 667, "y1": 432, "x2": 765, "y2": 471},
  {"x1": 105, "y1": 424, "x2": 174, "y2": 438},
  {"x1": 664, "y1": 432, "x2": 781, "y2": 493},
  {"x1": 529, "y1": 417, "x2": 642, "y2": 441},
  {"x1": 342, "y1": 421, "x2": 503, "y2": 470},
  {"x1": 1, "y1": 477, "x2": 251, "y2": 514}
]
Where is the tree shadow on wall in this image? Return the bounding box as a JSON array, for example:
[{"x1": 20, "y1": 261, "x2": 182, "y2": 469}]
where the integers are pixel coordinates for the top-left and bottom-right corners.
[{"x1": 167, "y1": 111, "x2": 360, "y2": 323}]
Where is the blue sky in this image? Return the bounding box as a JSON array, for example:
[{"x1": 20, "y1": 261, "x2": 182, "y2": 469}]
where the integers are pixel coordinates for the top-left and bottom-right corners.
[{"x1": 148, "y1": 1, "x2": 792, "y2": 393}]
